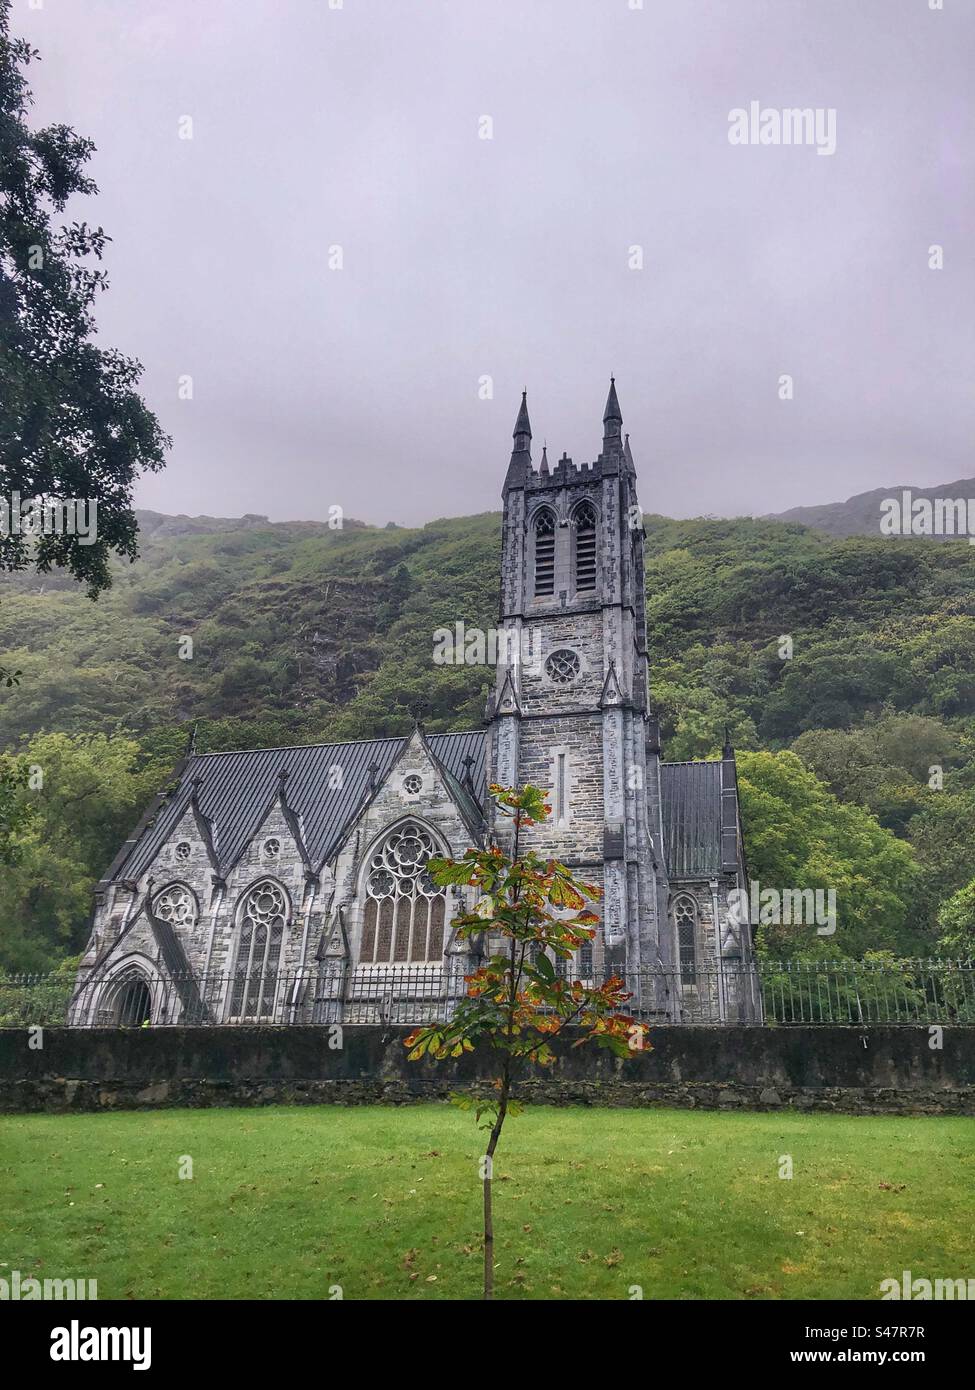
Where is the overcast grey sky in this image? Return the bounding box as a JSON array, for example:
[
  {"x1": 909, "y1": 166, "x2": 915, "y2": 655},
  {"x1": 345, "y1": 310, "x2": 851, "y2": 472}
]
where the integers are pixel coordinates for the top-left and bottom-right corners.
[{"x1": 17, "y1": 0, "x2": 974, "y2": 526}]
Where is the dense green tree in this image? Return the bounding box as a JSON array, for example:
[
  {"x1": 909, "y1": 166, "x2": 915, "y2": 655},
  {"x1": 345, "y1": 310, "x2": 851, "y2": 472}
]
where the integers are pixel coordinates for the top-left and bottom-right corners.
[
  {"x1": 0, "y1": 752, "x2": 30, "y2": 861},
  {"x1": 0, "y1": 0, "x2": 168, "y2": 603},
  {"x1": 904, "y1": 787, "x2": 975, "y2": 947},
  {"x1": 736, "y1": 750, "x2": 920, "y2": 958},
  {"x1": 937, "y1": 879, "x2": 975, "y2": 957},
  {"x1": 791, "y1": 713, "x2": 964, "y2": 835},
  {"x1": 0, "y1": 732, "x2": 161, "y2": 971}
]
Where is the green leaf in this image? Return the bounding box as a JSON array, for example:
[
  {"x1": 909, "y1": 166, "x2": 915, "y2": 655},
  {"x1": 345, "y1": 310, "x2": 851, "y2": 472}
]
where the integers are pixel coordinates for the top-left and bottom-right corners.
[{"x1": 532, "y1": 952, "x2": 555, "y2": 982}]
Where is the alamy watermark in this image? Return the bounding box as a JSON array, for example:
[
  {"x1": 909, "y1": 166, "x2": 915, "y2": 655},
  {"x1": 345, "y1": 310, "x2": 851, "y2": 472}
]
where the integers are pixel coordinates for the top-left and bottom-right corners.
[
  {"x1": 879, "y1": 491, "x2": 975, "y2": 544},
  {"x1": 0, "y1": 492, "x2": 98, "y2": 545},
  {"x1": 433, "y1": 621, "x2": 542, "y2": 672},
  {"x1": 728, "y1": 102, "x2": 836, "y2": 156},
  {"x1": 881, "y1": 1270, "x2": 974, "y2": 1300},
  {"x1": 728, "y1": 880, "x2": 836, "y2": 936},
  {"x1": 50, "y1": 1320, "x2": 150, "y2": 1370},
  {"x1": 1, "y1": 1268, "x2": 97, "y2": 1300}
]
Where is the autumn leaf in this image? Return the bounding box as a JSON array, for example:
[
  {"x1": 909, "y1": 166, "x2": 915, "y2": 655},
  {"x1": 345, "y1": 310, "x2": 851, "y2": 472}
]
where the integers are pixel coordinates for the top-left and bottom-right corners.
[{"x1": 548, "y1": 878, "x2": 585, "y2": 910}]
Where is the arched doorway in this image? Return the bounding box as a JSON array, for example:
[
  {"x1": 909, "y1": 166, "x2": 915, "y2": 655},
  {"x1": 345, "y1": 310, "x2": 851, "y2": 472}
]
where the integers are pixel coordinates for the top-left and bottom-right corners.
[{"x1": 113, "y1": 974, "x2": 153, "y2": 1027}]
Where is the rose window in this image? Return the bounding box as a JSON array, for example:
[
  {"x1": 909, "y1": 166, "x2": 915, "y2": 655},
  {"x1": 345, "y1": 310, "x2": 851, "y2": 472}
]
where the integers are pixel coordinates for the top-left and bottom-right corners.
[
  {"x1": 367, "y1": 868, "x2": 395, "y2": 897},
  {"x1": 403, "y1": 774, "x2": 422, "y2": 795},
  {"x1": 174, "y1": 841, "x2": 191, "y2": 861},
  {"x1": 249, "y1": 883, "x2": 286, "y2": 921},
  {"x1": 153, "y1": 884, "x2": 197, "y2": 930},
  {"x1": 545, "y1": 649, "x2": 581, "y2": 684}
]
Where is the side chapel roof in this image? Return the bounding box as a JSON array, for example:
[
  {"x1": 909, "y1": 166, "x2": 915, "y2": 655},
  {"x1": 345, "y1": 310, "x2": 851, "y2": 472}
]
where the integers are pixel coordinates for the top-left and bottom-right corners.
[{"x1": 115, "y1": 730, "x2": 486, "y2": 881}]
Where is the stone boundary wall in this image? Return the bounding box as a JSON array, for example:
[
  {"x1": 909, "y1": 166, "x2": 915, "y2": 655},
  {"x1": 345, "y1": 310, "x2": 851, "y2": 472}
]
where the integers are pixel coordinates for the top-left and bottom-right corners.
[{"x1": 0, "y1": 1026, "x2": 973, "y2": 1115}]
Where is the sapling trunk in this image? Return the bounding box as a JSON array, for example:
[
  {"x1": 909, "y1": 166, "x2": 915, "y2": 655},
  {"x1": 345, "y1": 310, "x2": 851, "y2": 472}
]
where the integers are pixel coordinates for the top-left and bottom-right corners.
[{"x1": 482, "y1": 1063, "x2": 510, "y2": 1300}]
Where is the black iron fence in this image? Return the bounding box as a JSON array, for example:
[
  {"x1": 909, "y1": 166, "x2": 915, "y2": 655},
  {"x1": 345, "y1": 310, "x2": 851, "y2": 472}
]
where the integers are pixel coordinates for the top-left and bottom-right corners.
[{"x1": 2, "y1": 958, "x2": 975, "y2": 1028}]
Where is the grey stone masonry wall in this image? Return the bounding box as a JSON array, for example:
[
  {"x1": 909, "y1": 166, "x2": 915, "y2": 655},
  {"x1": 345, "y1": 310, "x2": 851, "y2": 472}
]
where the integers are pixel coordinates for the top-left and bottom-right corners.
[
  {"x1": 73, "y1": 794, "x2": 326, "y2": 1023},
  {"x1": 2, "y1": 1026, "x2": 972, "y2": 1115},
  {"x1": 516, "y1": 713, "x2": 604, "y2": 862}
]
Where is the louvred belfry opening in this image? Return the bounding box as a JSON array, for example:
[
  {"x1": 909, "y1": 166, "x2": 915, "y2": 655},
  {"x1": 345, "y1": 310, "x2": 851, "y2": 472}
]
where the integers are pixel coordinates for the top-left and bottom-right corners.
[
  {"x1": 574, "y1": 502, "x2": 597, "y2": 591},
  {"x1": 534, "y1": 508, "x2": 555, "y2": 596}
]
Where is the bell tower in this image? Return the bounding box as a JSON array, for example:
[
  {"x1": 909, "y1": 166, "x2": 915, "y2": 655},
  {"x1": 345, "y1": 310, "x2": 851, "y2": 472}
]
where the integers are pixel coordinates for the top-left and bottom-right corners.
[{"x1": 486, "y1": 382, "x2": 670, "y2": 973}]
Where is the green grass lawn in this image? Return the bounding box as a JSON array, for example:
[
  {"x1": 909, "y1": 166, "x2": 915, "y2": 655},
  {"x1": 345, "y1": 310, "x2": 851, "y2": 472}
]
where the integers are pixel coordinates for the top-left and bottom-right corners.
[{"x1": 1, "y1": 1105, "x2": 972, "y2": 1300}]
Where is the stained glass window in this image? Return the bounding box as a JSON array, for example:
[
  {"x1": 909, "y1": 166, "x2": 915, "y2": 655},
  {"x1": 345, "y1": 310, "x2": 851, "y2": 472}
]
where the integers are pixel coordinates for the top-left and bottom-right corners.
[
  {"x1": 675, "y1": 895, "x2": 698, "y2": 989},
  {"x1": 360, "y1": 822, "x2": 447, "y2": 964},
  {"x1": 230, "y1": 881, "x2": 287, "y2": 1019}
]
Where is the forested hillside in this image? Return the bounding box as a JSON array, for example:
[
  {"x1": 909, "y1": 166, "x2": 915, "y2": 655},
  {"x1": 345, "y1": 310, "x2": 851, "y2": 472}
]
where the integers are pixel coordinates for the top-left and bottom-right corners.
[{"x1": 2, "y1": 509, "x2": 974, "y2": 970}]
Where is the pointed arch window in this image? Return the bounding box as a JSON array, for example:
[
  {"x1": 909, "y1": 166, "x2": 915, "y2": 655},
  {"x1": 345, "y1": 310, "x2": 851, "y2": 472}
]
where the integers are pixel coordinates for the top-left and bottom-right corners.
[
  {"x1": 674, "y1": 895, "x2": 698, "y2": 991},
  {"x1": 229, "y1": 881, "x2": 287, "y2": 1020},
  {"x1": 533, "y1": 508, "x2": 556, "y2": 597},
  {"x1": 360, "y1": 822, "x2": 447, "y2": 964},
  {"x1": 574, "y1": 502, "x2": 597, "y2": 592}
]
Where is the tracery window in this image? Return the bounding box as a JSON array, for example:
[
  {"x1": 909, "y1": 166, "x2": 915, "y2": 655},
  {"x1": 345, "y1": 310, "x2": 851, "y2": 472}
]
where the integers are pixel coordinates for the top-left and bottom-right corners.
[
  {"x1": 360, "y1": 822, "x2": 447, "y2": 964},
  {"x1": 229, "y1": 880, "x2": 287, "y2": 1019},
  {"x1": 674, "y1": 895, "x2": 698, "y2": 990},
  {"x1": 573, "y1": 501, "x2": 597, "y2": 592},
  {"x1": 153, "y1": 883, "x2": 197, "y2": 931},
  {"x1": 545, "y1": 648, "x2": 581, "y2": 684},
  {"x1": 533, "y1": 508, "x2": 556, "y2": 597}
]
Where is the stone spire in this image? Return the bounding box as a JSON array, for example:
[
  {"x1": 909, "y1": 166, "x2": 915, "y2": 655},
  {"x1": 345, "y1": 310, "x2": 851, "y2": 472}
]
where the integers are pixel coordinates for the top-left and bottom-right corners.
[
  {"x1": 602, "y1": 376, "x2": 623, "y2": 455},
  {"x1": 623, "y1": 430, "x2": 636, "y2": 477},
  {"x1": 503, "y1": 390, "x2": 532, "y2": 495},
  {"x1": 513, "y1": 389, "x2": 531, "y2": 449}
]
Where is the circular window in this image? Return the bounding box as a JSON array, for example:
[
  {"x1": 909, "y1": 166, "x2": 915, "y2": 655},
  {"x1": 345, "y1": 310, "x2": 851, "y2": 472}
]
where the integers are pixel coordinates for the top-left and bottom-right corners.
[
  {"x1": 154, "y1": 885, "x2": 197, "y2": 928},
  {"x1": 174, "y1": 842, "x2": 191, "y2": 861},
  {"x1": 545, "y1": 649, "x2": 581, "y2": 684},
  {"x1": 252, "y1": 885, "x2": 285, "y2": 917},
  {"x1": 367, "y1": 822, "x2": 438, "y2": 898},
  {"x1": 403, "y1": 774, "x2": 422, "y2": 795},
  {"x1": 263, "y1": 838, "x2": 280, "y2": 858},
  {"x1": 368, "y1": 868, "x2": 396, "y2": 898},
  {"x1": 396, "y1": 834, "x2": 423, "y2": 866}
]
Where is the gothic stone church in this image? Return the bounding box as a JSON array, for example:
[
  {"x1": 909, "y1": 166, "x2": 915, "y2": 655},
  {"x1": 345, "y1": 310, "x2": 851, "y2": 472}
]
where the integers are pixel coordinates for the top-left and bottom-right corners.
[{"x1": 72, "y1": 382, "x2": 761, "y2": 1028}]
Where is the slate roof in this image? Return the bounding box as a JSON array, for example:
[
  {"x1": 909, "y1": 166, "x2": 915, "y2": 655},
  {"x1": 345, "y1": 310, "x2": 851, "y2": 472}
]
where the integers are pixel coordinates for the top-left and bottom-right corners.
[
  {"x1": 114, "y1": 726, "x2": 727, "y2": 887},
  {"x1": 659, "y1": 760, "x2": 723, "y2": 879},
  {"x1": 116, "y1": 730, "x2": 486, "y2": 882}
]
